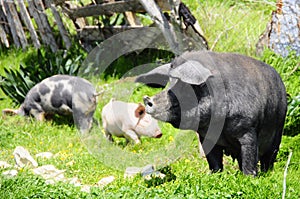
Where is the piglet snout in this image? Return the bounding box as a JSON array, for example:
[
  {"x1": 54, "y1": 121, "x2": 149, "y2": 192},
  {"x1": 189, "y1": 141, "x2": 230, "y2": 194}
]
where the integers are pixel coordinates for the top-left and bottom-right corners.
[{"x1": 156, "y1": 133, "x2": 162, "y2": 138}]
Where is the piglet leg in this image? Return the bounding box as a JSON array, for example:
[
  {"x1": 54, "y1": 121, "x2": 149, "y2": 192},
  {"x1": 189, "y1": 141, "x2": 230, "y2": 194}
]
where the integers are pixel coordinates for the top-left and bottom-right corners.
[
  {"x1": 104, "y1": 131, "x2": 114, "y2": 142},
  {"x1": 124, "y1": 129, "x2": 141, "y2": 144}
]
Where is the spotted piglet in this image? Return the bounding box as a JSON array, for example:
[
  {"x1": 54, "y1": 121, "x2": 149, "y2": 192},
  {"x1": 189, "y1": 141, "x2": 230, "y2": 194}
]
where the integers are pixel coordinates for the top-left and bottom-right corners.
[{"x1": 2, "y1": 75, "x2": 97, "y2": 134}]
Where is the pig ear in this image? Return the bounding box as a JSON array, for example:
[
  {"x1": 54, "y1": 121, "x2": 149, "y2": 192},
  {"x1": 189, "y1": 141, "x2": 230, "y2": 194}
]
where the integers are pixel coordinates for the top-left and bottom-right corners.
[
  {"x1": 169, "y1": 60, "x2": 212, "y2": 85},
  {"x1": 135, "y1": 63, "x2": 171, "y2": 88},
  {"x1": 134, "y1": 103, "x2": 146, "y2": 118}
]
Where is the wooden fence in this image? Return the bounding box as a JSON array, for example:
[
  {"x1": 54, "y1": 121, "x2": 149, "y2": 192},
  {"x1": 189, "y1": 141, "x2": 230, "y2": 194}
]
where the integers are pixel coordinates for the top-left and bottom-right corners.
[
  {"x1": 0, "y1": 0, "x2": 71, "y2": 52},
  {"x1": 0, "y1": 0, "x2": 208, "y2": 53}
]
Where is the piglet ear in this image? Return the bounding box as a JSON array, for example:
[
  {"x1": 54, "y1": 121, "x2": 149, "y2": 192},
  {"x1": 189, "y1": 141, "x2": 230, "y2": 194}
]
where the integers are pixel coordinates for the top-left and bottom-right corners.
[
  {"x1": 135, "y1": 63, "x2": 171, "y2": 88},
  {"x1": 169, "y1": 60, "x2": 212, "y2": 85},
  {"x1": 134, "y1": 103, "x2": 146, "y2": 118}
]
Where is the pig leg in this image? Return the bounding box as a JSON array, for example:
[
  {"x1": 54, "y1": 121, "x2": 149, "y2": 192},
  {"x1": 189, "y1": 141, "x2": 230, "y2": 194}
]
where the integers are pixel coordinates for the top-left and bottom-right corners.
[
  {"x1": 205, "y1": 145, "x2": 224, "y2": 172},
  {"x1": 2, "y1": 108, "x2": 19, "y2": 116},
  {"x1": 199, "y1": 135, "x2": 223, "y2": 172},
  {"x1": 2, "y1": 106, "x2": 25, "y2": 116},
  {"x1": 260, "y1": 130, "x2": 282, "y2": 172},
  {"x1": 124, "y1": 130, "x2": 141, "y2": 144},
  {"x1": 238, "y1": 131, "x2": 258, "y2": 176},
  {"x1": 2, "y1": 108, "x2": 17, "y2": 116}
]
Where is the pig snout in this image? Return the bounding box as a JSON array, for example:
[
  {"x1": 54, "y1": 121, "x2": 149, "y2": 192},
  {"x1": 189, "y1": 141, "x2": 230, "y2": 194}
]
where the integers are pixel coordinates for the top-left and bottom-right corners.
[{"x1": 143, "y1": 96, "x2": 154, "y2": 113}]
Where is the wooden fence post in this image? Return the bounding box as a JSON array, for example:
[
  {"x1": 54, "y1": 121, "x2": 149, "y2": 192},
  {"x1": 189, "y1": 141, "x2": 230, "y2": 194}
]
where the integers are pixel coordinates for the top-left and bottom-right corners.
[
  {"x1": 3, "y1": 1, "x2": 21, "y2": 48},
  {"x1": 0, "y1": 25, "x2": 9, "y2": 48},
  {"x1": 27, "y1": 0, "x2": 58, "y2": 52},
  {"x1": 45, "y1": 0, "x2": 72, "y2": 49},
  {"x1": 27, "y1": 0, "x2": 51, "y2": 49},
  {"x1": 0, "y1": 1, "x2": 9, "y2": 47},
  {"x1": 17, "y1": 0, "x2": 41, "y2": 49},
  {"x1": 138, "y1": 0, "x2": 181, "y2": 55},
  {"x1": 7, "y1": 1, "x2": 28, "y2": 49},
  {"x1": 33, "y1": 0, "x2": 58, "y2": 52}
]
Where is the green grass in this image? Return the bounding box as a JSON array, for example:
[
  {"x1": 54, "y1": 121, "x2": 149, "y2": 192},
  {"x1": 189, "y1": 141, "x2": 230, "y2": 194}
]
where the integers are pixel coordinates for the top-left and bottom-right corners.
[
  {"x1": 185, "y1": 0, "x2": 276, "y2": 55},
  {"x1": 1, "y1": 0, "x2": 300, "y2": 198},
  {"x1": 0, "y1": 48, "x2": 35, "y2": 75},
  {"x1": 1, "y1": 80, "x2": 300, "y2": 198}
]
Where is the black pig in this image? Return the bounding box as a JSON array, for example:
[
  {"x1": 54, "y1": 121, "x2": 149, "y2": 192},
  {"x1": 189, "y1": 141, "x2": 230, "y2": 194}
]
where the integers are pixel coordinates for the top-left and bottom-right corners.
[{"x1": 136, "y1": 51, "x2": 287, "y2": 176}]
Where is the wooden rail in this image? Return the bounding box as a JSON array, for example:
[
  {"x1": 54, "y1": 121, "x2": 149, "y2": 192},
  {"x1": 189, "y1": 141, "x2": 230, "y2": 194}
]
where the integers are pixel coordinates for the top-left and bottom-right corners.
[{"x1": 68, "y1": 0, "x2": 171, "y2": 19}]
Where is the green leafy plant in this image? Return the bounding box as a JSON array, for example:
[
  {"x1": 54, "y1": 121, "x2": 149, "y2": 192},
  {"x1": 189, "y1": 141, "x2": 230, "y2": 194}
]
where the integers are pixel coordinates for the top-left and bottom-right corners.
[
  {"x1": 285, "y1": 94, "x2": 300, "y2": 136},
  {"x1": 0, "y1": 47, "x2": 85, "y2": 105}
]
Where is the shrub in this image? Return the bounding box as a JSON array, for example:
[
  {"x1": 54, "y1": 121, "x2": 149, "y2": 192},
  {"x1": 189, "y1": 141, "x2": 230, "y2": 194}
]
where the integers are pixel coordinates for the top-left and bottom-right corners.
[{"x1": 286, "y1": 94, "x2": 300, "y2": 136}]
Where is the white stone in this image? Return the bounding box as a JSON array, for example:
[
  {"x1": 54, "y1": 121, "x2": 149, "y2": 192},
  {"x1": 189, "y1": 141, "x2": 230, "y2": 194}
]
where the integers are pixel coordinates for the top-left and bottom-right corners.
[
  {"x1": 2, "y1": 169, "x2": 18, "y2": 177},
  {"x1": 13, "y1": 146, "x2": 38, "y2": 168},
  {"x1": 97, "y1": 176, "x2": 115, "y2": 187},
  {"x1": 80, "y1": 185, "x2": 91, "y2": 193},
  {"x1": 35, "y1": 152, "x2": 54, "y2": 159},
  {"x1": 32, "y1": 165, "x2": 65, "y2": 182},
  {"x1": 0, "y1": 161, "x2": 12, "y2": 169},
  {"x1": 45, "y1": 179, "x2": 55, "y2": 185},
  {"x1": 68, "y1": 177, "x2": 82, "y2": 187},
  {"x1": 124, "y1": 167, "x2": 141, "y2": 178}
]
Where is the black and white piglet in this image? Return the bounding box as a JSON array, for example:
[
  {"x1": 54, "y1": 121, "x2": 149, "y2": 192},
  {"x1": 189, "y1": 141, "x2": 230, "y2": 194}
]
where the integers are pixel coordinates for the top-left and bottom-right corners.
[{"x1": 2, "y1": 75, "x2": 97, "y2": 134}]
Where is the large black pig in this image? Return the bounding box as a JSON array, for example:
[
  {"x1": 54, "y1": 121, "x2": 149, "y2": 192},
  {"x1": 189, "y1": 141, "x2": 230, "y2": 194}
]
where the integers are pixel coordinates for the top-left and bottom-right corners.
[{"x1": 136, "y1": 51, "x2": 287, "y2": 176}]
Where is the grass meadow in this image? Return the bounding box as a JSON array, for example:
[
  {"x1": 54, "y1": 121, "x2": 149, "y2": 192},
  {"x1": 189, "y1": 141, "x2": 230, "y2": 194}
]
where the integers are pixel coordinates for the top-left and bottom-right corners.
[{"x1": 1, "y1": 0, "x2": 300, "y2": 198}]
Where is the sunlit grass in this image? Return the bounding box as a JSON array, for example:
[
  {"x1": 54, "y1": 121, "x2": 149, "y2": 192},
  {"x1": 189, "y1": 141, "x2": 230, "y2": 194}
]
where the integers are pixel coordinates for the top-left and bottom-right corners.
[
  {"x1": 184, "y1": 0, "x2": 276, "y2": 55},
  {"x1": 0, "y1": 0, "x2": 299, "y2": 198}
]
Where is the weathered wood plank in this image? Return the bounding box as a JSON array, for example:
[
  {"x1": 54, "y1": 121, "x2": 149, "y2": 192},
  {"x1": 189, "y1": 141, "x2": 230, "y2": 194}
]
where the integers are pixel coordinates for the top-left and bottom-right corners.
[
  {"x1": 3, "y1": 1, "x2": 20, "y2": 48},
  {"x1": 27, "y1": 0, "x2": 50, "y2": 48},
  {"x1": 6, "y1": 1, "x2": 28, "y2": 49},
  {"x1": 138, "y1": 0, "x2": 181, "y2": 54},
  {"x1": 0, "y1": 24, "x2": 9, "y2": 47},
  {"x1": 69, "y1": 0, "x2": 171, "y2": 19},
  {"x1": 124, "y1": 11, "x2": 142, "y2": 26},
  {"x1": 0, "y1": 0, "x2": 9, "y2": 47},
  {"x1": 33, "y1": 0, "x2": 58, "y2": 51},
  {"x1": 69, "y1": 0, "x2": 144, "y2": 19},
  {"x1": 17, "y1": 0, "x2": 41, "y2": 49},
  {"x1": 77, "y1": 25, "x2": 144, "y2": 41},
  {"x1": 0, "y1": 1, "x2": 10, "y2": 33},
  {"x1": 45, "y1": 0, "x2": 72, "y2": 49},
  {"x1": 33, "y1": 0, "x2": 58, "y2": 52}
]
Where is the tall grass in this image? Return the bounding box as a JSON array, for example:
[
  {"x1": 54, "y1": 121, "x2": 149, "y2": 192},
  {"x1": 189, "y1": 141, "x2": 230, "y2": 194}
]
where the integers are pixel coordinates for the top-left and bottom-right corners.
[{"x1": 185, "y1": 0, "x2": 276, "y2": 55}]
